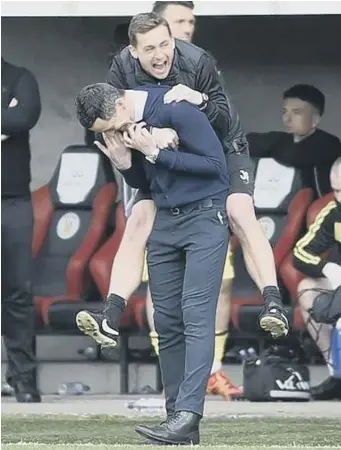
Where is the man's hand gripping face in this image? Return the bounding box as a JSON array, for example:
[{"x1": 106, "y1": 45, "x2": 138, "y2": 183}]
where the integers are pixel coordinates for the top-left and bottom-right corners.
[
  {"x1": 94, "y1": 132, "x2": 132, "y2": 170},
  {"x1": 122, "y1": 123, "x2": 179, "y2": 154}
]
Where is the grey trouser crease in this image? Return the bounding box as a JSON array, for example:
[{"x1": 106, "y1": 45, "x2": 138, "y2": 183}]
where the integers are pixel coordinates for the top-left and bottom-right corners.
[{"x1": 147, "y1": 198, "x2": 229, "y2": 416}]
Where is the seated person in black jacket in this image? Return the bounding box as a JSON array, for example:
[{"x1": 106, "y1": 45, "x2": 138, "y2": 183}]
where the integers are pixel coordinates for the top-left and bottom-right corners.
[
  {"x1": 293, "y1": 157, "x2": 341, "y2": 400},
  {"x1": 248, "y1": 84, "x2": 341, "y2": 197}
]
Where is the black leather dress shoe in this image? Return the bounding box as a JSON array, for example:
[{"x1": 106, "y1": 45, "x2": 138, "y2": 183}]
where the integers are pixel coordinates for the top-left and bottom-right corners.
[
  {"x1": 136, "y1": 411, "x2": 200, "y2": 445},
  {"x1": 14, "y1": 381, "x2": 41, "y2": 403}
]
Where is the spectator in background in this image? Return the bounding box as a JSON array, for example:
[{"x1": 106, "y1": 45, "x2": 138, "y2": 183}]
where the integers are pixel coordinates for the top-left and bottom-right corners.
[
  {"x1": 293, "y1": 157, "x2": 341, "y2": 400},
  {"x1": 248, "y1": 84, "x2": 341, "y2": 197},
  {"x1": 152, "y1": 0, "x2": 195, "y2": 42},
  {"x1": 1, "y1": 58, "x2": 41, "y2": 402}
]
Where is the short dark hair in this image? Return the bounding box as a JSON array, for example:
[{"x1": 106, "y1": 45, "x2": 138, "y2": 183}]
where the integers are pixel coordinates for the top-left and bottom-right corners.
[
  {"x1": 152, "y1": 1, "x2": 194, "y2": 16},
  {"x1": 128, "y1": 12, "x2": 172, "y2": 47},
  {"x1": 283, "y1": 84, "x2": 325, "y2": 116},
  {"x1": 75, "y1": 83, "x2": 124, "y2": 129}
]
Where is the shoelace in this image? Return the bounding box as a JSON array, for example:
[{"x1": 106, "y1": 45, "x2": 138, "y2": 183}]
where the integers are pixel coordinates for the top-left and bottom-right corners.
[{"x1": 166, "y1": 412, "x2": 182, "y2": 428}]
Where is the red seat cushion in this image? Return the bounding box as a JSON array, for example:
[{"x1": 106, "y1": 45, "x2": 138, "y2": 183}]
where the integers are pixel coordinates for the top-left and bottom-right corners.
[{"x1": 279, "y1": 254, "x2": 305, "y2": 305}]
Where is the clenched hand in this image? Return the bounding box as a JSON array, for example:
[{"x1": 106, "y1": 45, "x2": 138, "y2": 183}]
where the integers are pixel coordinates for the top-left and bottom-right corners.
[
  {"x1": 123, "y1": 123, "x2": 159, "y2": 157},
  {"x1": 151, "y1": 127, "x2": 179, "y2": 149}
]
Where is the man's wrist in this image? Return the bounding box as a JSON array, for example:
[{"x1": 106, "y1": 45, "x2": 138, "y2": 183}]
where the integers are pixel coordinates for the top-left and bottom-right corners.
[
  {"x1": 112, "y1": 156, "x2": 132, "y2": 171},
  {"x1": 192, "y1": 91, "x2": 204, "y2": 106},
  {"x1": 145, "y1": 148, "x2": 160, "y2": 164},
  {"x1": 197, "y1": 92, "x2": 209, "y2": 110}
]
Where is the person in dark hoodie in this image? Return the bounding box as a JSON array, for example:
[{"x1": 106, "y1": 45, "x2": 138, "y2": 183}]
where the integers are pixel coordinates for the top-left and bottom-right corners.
[{"x1": 1, "y1": 58, "x2": 41, "y2": 402}]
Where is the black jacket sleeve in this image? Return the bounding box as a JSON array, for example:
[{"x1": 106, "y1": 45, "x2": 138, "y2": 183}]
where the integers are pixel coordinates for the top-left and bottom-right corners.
[
  {"x1": 195, "y1": 53, "x2": 247, "y2": 153},
  {"x1": 316, "y1": 164, "x2": 333, "y2": 196},
  {"x1": 195, "y1": 53, "x2": 230, "y2": 140},
  {"x1": 119, "y1": 151, "x2": 150, "y2": 191},
  {"x1": 1, "y1": 69, "x2": 41, "y2": 135},
  {"x1": 106, "y1": 56, "x2": 128, "y2": 89},
  {"x1": 247, "y1": 132, "x2": 287, "y2": 158},
  {"x1": 293, "y1": 201, "x2": 337, "y2": 277}
]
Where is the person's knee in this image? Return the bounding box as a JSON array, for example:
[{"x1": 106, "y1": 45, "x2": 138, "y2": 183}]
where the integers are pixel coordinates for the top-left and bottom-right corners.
[
  {"x1": 124, "y1": 200, "x2": 156, "y2": 243},
  {"x1": 154, "y1": 310, "x2": 183, "y2": 344},
  {"x1": 226, "y1": 193, "x2": 256, "y2": 232},
  {"x1": 183, "y1": 304, "x2": 214, "y2": 339},
  {"x1": 3, "y1": 289, "x2": 34, "y2": 313},
  {"x1": 297, "y1": 277, "x2": 321, "y2": 311},
  {"x1": 298, "y1": 277, "x2": 316, "y2": 294}
]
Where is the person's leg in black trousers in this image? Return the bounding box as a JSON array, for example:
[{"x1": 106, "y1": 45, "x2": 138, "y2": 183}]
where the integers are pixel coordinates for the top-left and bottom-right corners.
[
  {"x1": 137, "y1": 201, "x2": 229, "y2": 445},
  {"x1": 1, "y1": 196, "x2": 40, "y2": 402},
  {"x1": 145, "y1": 213, "x2": 186, "y2": 416},
  {"x1": 175, "y1": 205, "x2": 229, "y2": 416}
]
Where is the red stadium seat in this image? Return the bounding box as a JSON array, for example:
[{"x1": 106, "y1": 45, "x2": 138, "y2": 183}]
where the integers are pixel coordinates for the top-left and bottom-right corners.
[
  {"x1": 231, "y1": 158, "x2": 314, "y2": 330},
  {"x1": 307, "y1": 192, "x2": 334, "y2": 225},
  {"x1": 31, "y1": 145, "x2": 117, "y2": 325},
  {"x1": 279, "y1": 192, "x2": 334, "y2": 331}
]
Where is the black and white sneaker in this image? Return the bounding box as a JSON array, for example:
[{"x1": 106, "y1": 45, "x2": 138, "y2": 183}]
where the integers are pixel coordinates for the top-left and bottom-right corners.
[
  {"x1": 76, "y1": 310, "x2": 119, "y2": 348},
  {"x1": 259, "y1": 301, "x2": 289, "y2": 339}
]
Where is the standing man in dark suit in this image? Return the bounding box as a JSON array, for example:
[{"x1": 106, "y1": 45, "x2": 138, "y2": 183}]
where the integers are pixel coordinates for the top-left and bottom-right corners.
[
  {"x1": 75, "y1": 81, "x2": 230, "y2": 445},
  {"x1": 1, "y1": 58, "x2": 41, "y2": 402}
]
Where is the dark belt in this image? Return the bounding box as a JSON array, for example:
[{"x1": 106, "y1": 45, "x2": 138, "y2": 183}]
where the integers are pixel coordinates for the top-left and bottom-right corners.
[{"x1": 168, "y1": 198, "x2": 215, "y2": 216}]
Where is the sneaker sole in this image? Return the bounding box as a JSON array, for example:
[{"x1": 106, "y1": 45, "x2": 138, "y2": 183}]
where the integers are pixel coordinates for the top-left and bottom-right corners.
[
  {"x1": 76, "y1": 311, "x2": 118, "y2": 348},
  {"x1": 259, "y1": 316, "x2": 288, "y2": 338}
]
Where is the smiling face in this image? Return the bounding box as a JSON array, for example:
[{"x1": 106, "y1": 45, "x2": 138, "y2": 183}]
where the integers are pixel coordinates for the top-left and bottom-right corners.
[{"x1": 129, "y1": 24, "x2": 175, "y2": 80}]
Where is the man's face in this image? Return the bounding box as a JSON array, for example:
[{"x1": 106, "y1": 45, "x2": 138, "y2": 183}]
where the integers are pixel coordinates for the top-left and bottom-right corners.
[
  {"x1": 90, "y1": 100, "x2": 134, "y2": 134},
  {"x1": 331, "y1": 168, "x2": 341, "y2": 204},
  {"x1": 130, "y1": 25, "x2": 175, "y2": 80},
  {"x1": 282, "y1": 98, "x2": 320, "y2": 137},
  {"x1": 161, "y1": 4, "x2": 195, "y2": 42}
]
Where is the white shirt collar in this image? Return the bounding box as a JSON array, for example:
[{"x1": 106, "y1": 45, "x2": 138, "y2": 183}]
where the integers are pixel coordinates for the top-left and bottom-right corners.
[{"x1": 132, "y1": 90, "x2": 148, "y2": 122}]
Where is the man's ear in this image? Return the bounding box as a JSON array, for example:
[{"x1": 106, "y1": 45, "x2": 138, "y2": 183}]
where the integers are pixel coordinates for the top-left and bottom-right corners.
[
  {"x1": 312, "y1": 112, "x2": 321, "y2": 129},
  {"x1": 115, "y1": 97, "x2": 126, "y2": 112},
  {"x1": 129, "y1": 45, "x2": 138, "y2": 59}
]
